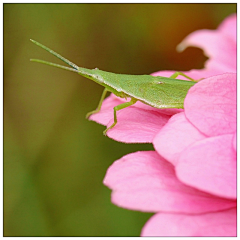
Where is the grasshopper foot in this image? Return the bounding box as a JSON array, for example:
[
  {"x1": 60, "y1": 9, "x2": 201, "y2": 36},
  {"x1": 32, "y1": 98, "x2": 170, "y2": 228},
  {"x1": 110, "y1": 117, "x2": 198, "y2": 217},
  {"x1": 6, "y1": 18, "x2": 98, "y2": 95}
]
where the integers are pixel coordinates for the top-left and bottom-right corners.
[
  {"x1": 103, "y1": 122, "x2": 117, "y2": 136},
  {"x1": 86, "y1": 110, "x2": 98, "y2": 119}
]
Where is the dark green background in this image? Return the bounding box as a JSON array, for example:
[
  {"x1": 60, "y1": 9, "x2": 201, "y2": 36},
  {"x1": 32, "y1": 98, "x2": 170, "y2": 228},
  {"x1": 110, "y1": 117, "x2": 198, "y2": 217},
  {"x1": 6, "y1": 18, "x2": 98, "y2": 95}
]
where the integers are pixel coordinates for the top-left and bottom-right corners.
[{"x1": 4, "y1": 3, "x2": 236, "y2": 236}]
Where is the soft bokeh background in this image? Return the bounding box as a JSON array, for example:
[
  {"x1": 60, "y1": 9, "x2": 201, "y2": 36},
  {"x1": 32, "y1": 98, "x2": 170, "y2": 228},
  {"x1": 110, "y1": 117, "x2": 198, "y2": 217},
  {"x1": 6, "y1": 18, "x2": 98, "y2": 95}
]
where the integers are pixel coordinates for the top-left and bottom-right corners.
[{"x1": 4, "y1": 3, "x2": 236, "y2": 236}]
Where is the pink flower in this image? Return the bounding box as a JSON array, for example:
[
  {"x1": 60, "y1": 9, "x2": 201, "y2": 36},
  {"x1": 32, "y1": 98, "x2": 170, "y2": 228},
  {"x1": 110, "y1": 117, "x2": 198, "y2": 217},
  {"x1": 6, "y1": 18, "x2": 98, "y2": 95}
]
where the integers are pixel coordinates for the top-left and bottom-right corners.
[{"x1": 90, "y1": 14, "x2": 237, "y2": 236}]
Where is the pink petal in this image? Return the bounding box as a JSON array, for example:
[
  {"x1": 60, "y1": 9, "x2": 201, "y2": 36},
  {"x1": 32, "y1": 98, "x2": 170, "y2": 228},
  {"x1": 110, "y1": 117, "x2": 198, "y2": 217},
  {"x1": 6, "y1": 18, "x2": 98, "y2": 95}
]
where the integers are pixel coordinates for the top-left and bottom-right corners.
[
  {"x1": 218, "y1": 13, "x2": 237, "y2": 41},
  {"x1": 103, "y1": 151, "x2": 236, "y2": 213},
  {"x1": 232, "y1": 132, "x2": 236, "y2": 152},
  {"x1": 153, "y1": 112, "x2": 206, "y2": 165},
  {"x1": 105, "y1": 107, "x2": 169, "y2": 143},
  {"x1": 176, "y1": 134, "x2": 236, "y2": 199},
  {"x1": 141, "y1": 208, "x2": 236, "y2": 237},
  {"x1": 185, "y1": 73, "x2": 236, "y2": 137},
  {"x1": 177, "y1": 14, "x2": 236, "y2": 72}
]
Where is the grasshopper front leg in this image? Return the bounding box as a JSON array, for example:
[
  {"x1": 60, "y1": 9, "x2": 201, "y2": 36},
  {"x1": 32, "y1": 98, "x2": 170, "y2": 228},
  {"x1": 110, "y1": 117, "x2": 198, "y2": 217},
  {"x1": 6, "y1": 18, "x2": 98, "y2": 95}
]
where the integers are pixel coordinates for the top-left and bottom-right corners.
[
  {"x1": 86, "y1": 88, "x2": 109, "y2": 119},
  {"x1": 103, "y1": 98, "x2": 138, "y2": 135}
]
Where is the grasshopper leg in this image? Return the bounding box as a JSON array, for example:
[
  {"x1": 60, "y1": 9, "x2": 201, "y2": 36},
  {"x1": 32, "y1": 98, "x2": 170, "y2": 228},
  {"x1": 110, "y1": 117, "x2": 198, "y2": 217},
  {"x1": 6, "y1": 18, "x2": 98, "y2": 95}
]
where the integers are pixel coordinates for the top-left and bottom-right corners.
[
  {"x1": 170, "y1": 72, "x2": 198, "y2": 82},
  {"x1": 103, "y1": 98, "x2": 137, "y2": 135},
  {"x1": 86, "y1": 88, "x2": 109, "y2": 119}
]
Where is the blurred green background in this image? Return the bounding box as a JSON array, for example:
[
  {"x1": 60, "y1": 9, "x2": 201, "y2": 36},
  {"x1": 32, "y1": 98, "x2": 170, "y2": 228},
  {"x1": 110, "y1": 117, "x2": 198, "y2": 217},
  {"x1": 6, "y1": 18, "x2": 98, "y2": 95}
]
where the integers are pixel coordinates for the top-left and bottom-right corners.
[{"x1": 4, "y1": 3, "x2": 236, "y2": 236}]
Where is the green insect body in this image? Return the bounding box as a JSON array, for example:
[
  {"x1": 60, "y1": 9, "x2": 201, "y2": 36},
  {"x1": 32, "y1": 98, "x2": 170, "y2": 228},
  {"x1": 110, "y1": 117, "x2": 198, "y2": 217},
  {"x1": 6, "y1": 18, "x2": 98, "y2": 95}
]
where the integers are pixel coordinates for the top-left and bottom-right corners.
[{"x1": 30, "y1": 39, "x2": 197, "y2": 135}]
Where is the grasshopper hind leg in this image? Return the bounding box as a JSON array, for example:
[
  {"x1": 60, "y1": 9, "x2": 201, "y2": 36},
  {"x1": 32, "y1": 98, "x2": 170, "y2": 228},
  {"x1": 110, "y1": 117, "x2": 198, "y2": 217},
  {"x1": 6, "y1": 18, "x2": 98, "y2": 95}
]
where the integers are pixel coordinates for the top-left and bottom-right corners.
[{"x1": 170, "y1": 72, "x2": 198, "y2": 82}]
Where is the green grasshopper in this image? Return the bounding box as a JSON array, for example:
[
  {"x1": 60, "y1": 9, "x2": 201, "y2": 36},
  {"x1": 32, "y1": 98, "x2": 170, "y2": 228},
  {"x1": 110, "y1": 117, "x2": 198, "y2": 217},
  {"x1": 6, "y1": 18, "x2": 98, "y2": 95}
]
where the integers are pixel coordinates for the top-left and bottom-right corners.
[{"x1": 30, "y1": 39, "x2": 197, "y2": 135}]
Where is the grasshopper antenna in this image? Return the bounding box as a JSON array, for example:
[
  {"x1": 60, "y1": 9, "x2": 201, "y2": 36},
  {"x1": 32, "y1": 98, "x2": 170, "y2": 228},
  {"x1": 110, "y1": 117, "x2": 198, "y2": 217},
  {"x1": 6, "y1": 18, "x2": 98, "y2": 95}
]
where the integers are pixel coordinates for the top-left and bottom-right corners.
[
  {"x1": 30, "y1": 39, "x2": 79, "y2": 70},
  {"x1": 30, "y1": 59, "x2": 79, "y2": 73}
]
